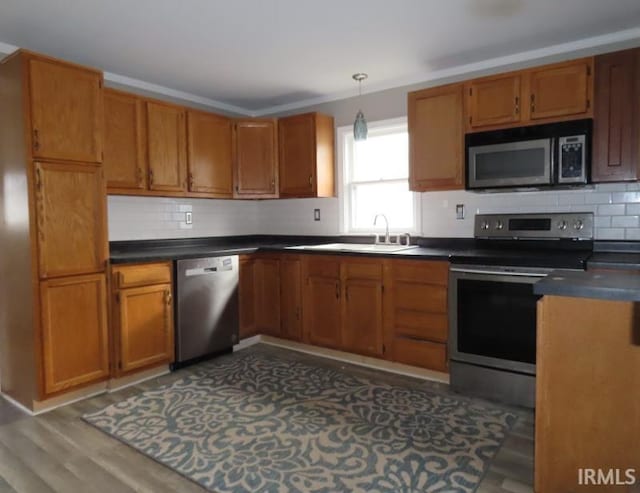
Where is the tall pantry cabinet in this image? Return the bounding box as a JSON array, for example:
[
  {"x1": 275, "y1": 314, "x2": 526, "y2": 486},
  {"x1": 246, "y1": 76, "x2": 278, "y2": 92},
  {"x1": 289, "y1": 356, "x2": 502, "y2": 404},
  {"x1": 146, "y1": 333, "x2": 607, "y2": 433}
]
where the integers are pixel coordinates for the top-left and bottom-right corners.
[{"x1": 0, "y1": 50, "x2": 109, "y2": 410}]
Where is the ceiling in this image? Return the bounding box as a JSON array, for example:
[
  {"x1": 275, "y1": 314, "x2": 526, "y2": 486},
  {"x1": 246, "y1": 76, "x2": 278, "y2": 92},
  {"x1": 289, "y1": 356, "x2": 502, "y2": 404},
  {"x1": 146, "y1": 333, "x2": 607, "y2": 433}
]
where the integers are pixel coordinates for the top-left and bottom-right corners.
[{"x1": 1, "y1": 0, "x2": 640, "y2": 115}]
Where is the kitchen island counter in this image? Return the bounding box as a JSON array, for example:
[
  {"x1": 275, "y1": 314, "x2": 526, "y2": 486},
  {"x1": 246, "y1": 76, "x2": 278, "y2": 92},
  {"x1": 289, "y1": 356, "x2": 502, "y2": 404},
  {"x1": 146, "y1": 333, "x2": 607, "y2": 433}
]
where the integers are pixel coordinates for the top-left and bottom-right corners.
[{"x1": 534, "y1": 268, "x2": 640, "y2": 302}]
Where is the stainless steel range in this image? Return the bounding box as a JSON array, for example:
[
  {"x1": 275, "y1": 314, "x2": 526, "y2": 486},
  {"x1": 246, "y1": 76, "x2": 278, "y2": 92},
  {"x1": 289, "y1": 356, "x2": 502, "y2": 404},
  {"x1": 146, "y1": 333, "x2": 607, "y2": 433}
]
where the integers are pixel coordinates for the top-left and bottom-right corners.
[{"x1": 448, "y1": 212, "x2": 594, "y2": 408}]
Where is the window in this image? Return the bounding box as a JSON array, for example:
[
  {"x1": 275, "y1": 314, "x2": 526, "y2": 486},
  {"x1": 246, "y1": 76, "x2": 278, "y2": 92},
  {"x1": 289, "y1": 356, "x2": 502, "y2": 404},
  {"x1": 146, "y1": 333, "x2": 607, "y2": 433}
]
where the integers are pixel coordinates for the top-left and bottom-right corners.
[{"x1": 339, "y1": 118, "x2": 420, "y2": 234}]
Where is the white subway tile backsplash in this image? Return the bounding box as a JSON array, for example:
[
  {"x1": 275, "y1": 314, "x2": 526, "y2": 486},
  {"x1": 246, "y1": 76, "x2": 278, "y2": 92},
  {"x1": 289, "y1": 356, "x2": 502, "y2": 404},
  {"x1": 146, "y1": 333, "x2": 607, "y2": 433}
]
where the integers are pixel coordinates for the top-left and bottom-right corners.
[
  {"x1": 107, "y1": 181, "x2": 640, "y2": 243},
  {"x1": 611, "y1": 215, "x2": 640, "y2": 228},
  {"x1": 597, "y1": 204, "x2": 626, "y2": 216}
]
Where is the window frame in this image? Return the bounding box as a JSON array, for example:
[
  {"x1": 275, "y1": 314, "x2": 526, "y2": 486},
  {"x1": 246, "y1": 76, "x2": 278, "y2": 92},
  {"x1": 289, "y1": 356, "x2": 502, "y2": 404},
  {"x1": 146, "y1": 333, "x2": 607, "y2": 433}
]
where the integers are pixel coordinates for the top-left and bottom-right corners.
[{"x1": 337, "y1": 117, "x2": 421, "y2": 235}]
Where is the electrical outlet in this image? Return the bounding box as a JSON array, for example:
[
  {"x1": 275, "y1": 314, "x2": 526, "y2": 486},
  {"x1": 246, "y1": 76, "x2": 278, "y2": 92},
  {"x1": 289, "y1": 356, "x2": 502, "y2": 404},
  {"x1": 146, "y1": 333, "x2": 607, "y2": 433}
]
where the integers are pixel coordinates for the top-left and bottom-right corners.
[
  {"x1": 185, "y1": 211, "x2": 193, "y2": 224},
  {"x1": 314, "y1": 209, "x2": 321, "y2": 221},
  {"x1": 456, "y1": 204, "x2": 465, "y2": 220}
]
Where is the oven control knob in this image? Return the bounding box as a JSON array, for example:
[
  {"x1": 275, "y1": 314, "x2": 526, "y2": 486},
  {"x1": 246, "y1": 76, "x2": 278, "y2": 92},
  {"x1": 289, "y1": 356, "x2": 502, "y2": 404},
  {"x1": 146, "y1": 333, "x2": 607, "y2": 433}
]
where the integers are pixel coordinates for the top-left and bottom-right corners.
[
  {"x1": 495, "y1": 220, "x2": 504, "y2": 230},
  {"x1": 573, "y1": 220, "x2": 584, "y2": 230},
  {"x1": 481, "y1": 220, "x2": 490, "y2": 230},
  {"x1": 557, "y1": 220, "x2": 567, "y2": 230}
]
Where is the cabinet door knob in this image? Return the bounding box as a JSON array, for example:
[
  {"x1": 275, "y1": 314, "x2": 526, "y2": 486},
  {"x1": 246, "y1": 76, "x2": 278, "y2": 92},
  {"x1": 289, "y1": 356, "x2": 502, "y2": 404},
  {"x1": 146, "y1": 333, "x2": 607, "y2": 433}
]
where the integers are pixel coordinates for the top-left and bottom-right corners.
[
  {"x1": 308, "y1": 174, "x2": 313, "y2": 186},
  {"x1": 515, "y1": 96, "x2": 520, "y2": 115},
  {"x1": 188, "y1": 172, "x2": 195, "y2": 191},
  {"x1": 530, "y1": 94, "x2": 536, "y2": 113},
  {"x1": 33, "y1": 129, "x2": 40, "y2": 151},
  {"x1": 165, "y1": 291, "x2": 172, "y2": 305},
  {"x1": 148, "y1": 169, "x2": 154, "y2": 185}
]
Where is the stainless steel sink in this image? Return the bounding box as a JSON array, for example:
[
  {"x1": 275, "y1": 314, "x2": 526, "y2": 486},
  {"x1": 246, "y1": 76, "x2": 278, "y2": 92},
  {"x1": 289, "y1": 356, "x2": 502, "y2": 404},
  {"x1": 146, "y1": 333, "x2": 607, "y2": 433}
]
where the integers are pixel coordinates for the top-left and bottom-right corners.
[{"x1": 288, "y1": 243, "x2": 417, "y2": 253}]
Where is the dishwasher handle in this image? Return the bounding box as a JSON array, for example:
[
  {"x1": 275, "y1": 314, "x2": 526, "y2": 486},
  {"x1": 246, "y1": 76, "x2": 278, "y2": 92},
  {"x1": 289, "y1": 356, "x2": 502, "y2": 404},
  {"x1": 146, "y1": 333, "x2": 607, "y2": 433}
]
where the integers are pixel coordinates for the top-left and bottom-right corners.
[{"x1": 184, "y1": 266, "x2": 230, "y2": 277}]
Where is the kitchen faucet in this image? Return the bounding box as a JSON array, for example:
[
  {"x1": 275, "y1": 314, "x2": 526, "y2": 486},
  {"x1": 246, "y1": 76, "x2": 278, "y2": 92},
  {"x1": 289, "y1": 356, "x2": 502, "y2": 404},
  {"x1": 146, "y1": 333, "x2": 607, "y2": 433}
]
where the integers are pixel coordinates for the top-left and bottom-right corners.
[{"x1": 373, "y1": 214, "x2": 390, "y2": 244}]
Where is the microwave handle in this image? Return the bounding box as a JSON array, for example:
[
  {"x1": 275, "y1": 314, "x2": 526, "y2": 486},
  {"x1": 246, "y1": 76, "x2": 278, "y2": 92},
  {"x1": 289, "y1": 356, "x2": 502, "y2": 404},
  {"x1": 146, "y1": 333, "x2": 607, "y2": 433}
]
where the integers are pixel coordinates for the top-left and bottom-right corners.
[{"x1": 550, "y1": 138, "x2": 556, "y2": 183}]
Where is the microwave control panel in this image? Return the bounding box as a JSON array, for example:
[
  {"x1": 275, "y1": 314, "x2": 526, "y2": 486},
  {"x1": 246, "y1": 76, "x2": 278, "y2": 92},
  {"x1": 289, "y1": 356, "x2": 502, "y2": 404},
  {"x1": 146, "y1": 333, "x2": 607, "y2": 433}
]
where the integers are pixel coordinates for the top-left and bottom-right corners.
[{"x1": 558, "y1": 135, "x2": 586, "y2": 183}]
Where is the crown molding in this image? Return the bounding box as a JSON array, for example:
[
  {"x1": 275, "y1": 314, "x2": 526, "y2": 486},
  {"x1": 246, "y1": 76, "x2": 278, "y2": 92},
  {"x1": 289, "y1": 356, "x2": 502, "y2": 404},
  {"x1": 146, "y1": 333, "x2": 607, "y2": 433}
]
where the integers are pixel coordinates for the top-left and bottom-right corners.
[{"x1": 3, "y1": 25, "x2": 640, "y2": 117}]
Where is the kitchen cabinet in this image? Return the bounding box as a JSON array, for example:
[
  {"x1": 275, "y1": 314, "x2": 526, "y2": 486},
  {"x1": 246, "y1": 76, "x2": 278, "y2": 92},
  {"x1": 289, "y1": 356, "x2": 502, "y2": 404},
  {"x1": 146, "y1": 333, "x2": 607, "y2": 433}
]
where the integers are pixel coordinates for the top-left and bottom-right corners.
[
  {"x1": 535, "y1": 295, "x2": 640, "y2": 493},
  {"x1": 146, "y1": 101, "x2": 187, "y2": 193},
  {"x1": 40, "y1": 273, "x2": 110, "y2": 395},
  {"x1": 254, "y1": 256, "x2": 281, "y2": 336},
  {"x1": 592, "y1": 48, "x2": 640, "y2": 183},
  {"x1": 239, "y1": 256, "x2": 257, "y2": 339},
  {"x1": 278, "y1": 112, "x2": 335, "y2": 198},
  {"x1": 233, "y1": 119, "x2": 278, "y2": 198},
  {"x1": 280, "y1": 257, "x2": 303, "y2": 341},
  {"x1": 28, "y1": 54, "x2": 103, "y2": 163},
  {"x1": 529, "y1": 59, "x2": 592, "y2": 120},
  {"x1": 34, "y1": 161, "x2": 107, "y2": 279},
  {"x1": 408, "y1": 83, "x2": 464, "y2": 191},
  {"x1": 0, "y1": 50, "x2": 110, "y2": 409},
  {"x1": 383, "y1": 259, "x2": 449, "y2": 372},
  {"x1": 342, "y1": 260, "x2": 384, "y2": 357},
  {"x1": 104, "y1": 89, "x2": 145, "y2": 191},
  {"x1": 467, "y1": 74, "x2": 522, "y2": 129},
  {"x1": 187, "y1": 110, "x2": 233, "y2": 197},
  {"x1": 303, "y1": 256, "x2": 343, "y2": 348},
  {"x1": 111, "y1": 262, "x2": 174, "y2": 376}
]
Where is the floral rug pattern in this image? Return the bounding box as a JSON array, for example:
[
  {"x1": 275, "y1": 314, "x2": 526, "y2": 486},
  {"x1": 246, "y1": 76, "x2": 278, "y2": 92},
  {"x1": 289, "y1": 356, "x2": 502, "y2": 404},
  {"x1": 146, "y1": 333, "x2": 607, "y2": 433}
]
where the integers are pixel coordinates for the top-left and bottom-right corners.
[{"x1": 84, "y1": 347, "x2": 516, "y2": 493}]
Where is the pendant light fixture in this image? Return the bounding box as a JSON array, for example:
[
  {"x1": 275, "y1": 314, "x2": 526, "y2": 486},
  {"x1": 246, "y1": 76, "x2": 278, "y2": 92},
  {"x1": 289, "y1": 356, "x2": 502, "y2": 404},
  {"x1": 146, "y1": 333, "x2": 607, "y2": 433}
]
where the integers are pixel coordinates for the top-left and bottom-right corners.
[{"x1": 352, "y1": 73, "x2": 368, "y2": 141}]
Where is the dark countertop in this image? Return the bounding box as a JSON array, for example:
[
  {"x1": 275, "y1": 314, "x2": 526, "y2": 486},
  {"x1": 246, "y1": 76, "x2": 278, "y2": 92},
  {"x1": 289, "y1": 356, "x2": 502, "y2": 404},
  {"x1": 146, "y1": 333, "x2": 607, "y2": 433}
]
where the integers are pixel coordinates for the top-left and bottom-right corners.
[
  {"x1": 109, "y1": 236, "x2": 469, "y2": 264},
  {"x1": 534, "y1": 269, "x2": 640, "y2": 302},
  {"x1": 587, "y1": 252, "x2": 640, "y2": 270}
]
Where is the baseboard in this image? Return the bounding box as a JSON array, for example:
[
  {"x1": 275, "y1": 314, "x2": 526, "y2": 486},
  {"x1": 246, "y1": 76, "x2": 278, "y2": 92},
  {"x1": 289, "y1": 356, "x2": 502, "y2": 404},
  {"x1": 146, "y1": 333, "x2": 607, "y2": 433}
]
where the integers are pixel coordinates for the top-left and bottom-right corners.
[
  {"x1": 233, "y1": 334, "x2": 262, "y2": 351},
  {"x1": 257, "y1": 336, "x2": 450, "y2": 385},
  {"x1": 108, "y1": 365, "x2": 171, "y2": 393},
  {"x1": 30, "y1": 381, "x2": 109, "y2": 415},
  {"x1": 1, "y1": 392, "x2": 37, "y2": 416}
]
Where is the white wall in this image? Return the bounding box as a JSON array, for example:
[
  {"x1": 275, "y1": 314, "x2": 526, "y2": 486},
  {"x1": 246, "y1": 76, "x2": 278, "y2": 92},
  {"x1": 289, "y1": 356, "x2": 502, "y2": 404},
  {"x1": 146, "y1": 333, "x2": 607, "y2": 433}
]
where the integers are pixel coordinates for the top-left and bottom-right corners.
[{"x1": 107, "y1": 196, "x2": 258, "y2": 241}]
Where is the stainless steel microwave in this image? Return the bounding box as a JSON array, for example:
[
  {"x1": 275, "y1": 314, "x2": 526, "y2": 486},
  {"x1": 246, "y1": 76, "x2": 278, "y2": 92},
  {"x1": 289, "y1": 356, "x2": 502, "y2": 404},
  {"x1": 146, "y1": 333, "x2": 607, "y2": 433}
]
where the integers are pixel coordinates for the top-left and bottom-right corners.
[{"x1": 466, "y1": 119, "x2": 592, "y2": 190}]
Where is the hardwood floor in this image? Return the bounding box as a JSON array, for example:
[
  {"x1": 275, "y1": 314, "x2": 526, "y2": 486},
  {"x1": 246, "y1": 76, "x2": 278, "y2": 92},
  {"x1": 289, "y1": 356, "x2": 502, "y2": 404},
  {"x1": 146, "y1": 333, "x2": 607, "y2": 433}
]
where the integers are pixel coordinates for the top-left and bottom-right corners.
[{"x1": 0, "y1": 344, "x2": 534, "y2": 493}]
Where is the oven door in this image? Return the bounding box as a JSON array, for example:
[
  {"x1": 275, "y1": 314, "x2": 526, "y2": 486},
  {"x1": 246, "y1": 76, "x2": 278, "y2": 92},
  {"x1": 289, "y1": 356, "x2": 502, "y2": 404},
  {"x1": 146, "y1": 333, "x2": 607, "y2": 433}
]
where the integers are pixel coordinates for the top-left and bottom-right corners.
[
  {"x1": 468, "y1": 138, "x2": 553, "y2": 189},
  {"x1": 449, "y1": 265, "x2": 549, "y2": 375}
]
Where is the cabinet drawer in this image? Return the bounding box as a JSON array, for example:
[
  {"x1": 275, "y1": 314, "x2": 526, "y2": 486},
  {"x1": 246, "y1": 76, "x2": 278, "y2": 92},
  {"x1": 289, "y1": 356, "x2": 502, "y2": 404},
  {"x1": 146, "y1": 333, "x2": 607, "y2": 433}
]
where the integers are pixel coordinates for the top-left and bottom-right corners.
[
  {"x1": 391, "y1": 260, "x2": 448, "y2": 285},
  {"x1": 305, "y1": 256, "x2": 340, "y2": 278},
  {"x1": 344, "y1": 259, "x2": 382, "y2": 280},
  {"x1": 394, "y1": 282, "x2": 447, "y2": 313},
  {"x1": 394, "y1": 311, "x2": 448, "y2": 343},
  {"x1": 392, "y1": 337, "x2": 448, "y2": 372},
  {"x1": 113, "y1": 262, "x2": 172, "y2": 288}
]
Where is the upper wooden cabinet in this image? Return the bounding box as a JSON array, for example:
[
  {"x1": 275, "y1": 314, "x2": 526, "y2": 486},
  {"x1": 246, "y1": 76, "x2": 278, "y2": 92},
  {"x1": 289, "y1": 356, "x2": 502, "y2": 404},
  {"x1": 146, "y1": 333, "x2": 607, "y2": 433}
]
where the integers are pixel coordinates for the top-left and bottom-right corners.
[
  {"x1": 187, "y1": 110, "x2": 233, "y2": 197},
  {"x1": 146, "y1": 101, "x2": 187, "y2": 193},
  {"x1": 592, "y1": 48, "x2": 640, "y2": 183},
  {"x1": 278, "y1": 112, "x2": 335, "y2": 198},
  {"x1": 529, "y1": 59, "x2": 592, "y2": 120},
  {"x1": 408, "y1": 83, "x2": 464, "y2": 192},
  {"x1": 104, "y1": 89, "x2": 145, "y2": 190},
  {"x1": 233, "y1": 119, "x2": 278, "y2": 198},
  {"x1": 466, "y1": 58, "x2": 593, "y2": 132},
  {"x1": 467, "y1": 74, "x2": 521, "y2": 128},
  {"x1": 28, "y1": 55, "x2": 104, "y2": 163},
  {"x1": 34, "y1": 161, "x2": 107, "y2": 279}
]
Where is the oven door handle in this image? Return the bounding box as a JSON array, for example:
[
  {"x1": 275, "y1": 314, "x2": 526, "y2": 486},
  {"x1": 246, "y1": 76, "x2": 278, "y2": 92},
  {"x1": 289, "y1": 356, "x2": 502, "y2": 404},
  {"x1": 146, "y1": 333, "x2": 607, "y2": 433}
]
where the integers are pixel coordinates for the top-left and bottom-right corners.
[{"x1": 450, "y1": 268, "x2": 549, "y2": 277}]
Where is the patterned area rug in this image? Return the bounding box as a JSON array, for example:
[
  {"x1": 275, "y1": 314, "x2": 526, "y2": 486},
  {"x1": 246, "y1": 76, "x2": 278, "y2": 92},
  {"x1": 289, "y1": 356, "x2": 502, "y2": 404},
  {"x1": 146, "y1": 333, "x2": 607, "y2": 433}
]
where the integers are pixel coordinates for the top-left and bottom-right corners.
[{"x1": 84, "y1": 346, "x2": 517, "y2": 493}]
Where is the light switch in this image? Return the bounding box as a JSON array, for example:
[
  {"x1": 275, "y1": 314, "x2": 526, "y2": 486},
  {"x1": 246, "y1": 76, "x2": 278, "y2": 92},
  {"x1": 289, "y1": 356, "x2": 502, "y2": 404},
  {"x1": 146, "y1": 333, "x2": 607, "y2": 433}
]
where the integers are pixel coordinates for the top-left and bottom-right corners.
[
  {"x1": 456, "y1": 204, "x2": 465, "y2": 220},
  {"x1": 314, "y1": 209, "x2": 321, "y2": 221},
  {"x1": 185, "y1": 211, "x2": 193, "y2": 224}
]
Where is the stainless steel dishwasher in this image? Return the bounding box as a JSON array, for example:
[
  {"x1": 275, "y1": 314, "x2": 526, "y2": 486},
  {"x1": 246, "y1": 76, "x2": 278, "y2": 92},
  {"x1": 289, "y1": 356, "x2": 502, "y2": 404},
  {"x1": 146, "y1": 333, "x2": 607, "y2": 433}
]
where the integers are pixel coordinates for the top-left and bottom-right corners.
[{"x1": 174, "y1": 256, "x2": 239, "y2": 368}]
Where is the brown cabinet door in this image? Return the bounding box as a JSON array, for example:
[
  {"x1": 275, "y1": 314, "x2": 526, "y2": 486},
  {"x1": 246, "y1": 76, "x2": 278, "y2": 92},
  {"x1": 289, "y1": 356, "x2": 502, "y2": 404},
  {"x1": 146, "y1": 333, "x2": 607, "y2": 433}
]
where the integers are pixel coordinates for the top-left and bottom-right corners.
[
  {"x1": 279, "y1": 113, "x2": 335, "y2": 198},
  {"x1": 343, "y1": 279, "x2": 383, "y2": 357},
  {"x1": 593, "y1": 49, "x2": 640, "y2": 182},
  {"x1": 278, "y1": 113, "x2": 316, "y2": 197},
  {"x1": 468, "y1": 74, "x2": 521, "y2": 128},
  {"x1": 29, "y1": 57, "x2": 103, "y2": 163},
  {"x1": 280, "y1": 258, "x2": 302, "y2": 341},
  {"x1": 239, "y1": 256, "x2": 256, "y2": 339},
  {"x1": 146, "y1": 101, "x2": 187, "y2": 192},
  {"x1": 408, "y1": 84, "x2": 464, "y2": 191},
  {"x1": 116, "y1": 283, "x2": 174, "y2": 374},
  {"x1": 40, "y1": 273, "x2": 109, "y2": 395},
  {"x1": 233, "y1": 120, "x2": 278, "y2": 198},
  {"x1": 104, "y1": 89, "x2": 144, "y2": 190},
  {"x1": 187, "y1": 110, "x2": 233, "y2": 196},
  {"x1": 255, "y1": 257, "x2": 281, "y2": 335},
  {"x1": 529, "y1": 59, "x2": 592, "y2": 120},
  {"x1": 304, "y1": 276, "x2": 342, "y2": 349},
  {"x1": 34, "y1": 161, "x2": 107, "y2": 278}
]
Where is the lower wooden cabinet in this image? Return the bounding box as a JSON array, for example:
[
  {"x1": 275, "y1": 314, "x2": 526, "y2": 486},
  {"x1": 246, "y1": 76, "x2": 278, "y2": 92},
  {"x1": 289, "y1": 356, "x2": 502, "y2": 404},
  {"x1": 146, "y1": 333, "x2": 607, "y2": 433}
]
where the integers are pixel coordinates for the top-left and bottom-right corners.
[
  {"x1": 384, "y1": 259, "x2": 449, "y2": 372},
  {"x1": 111, "y1": 262, "x2": 174, "y2": 376},
  {"x1": 40, "y1": 273, "x2": 110, "y2": 395},
  {"x1": 238, "y1": 253, "x2": 450, "y2": 373}
]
